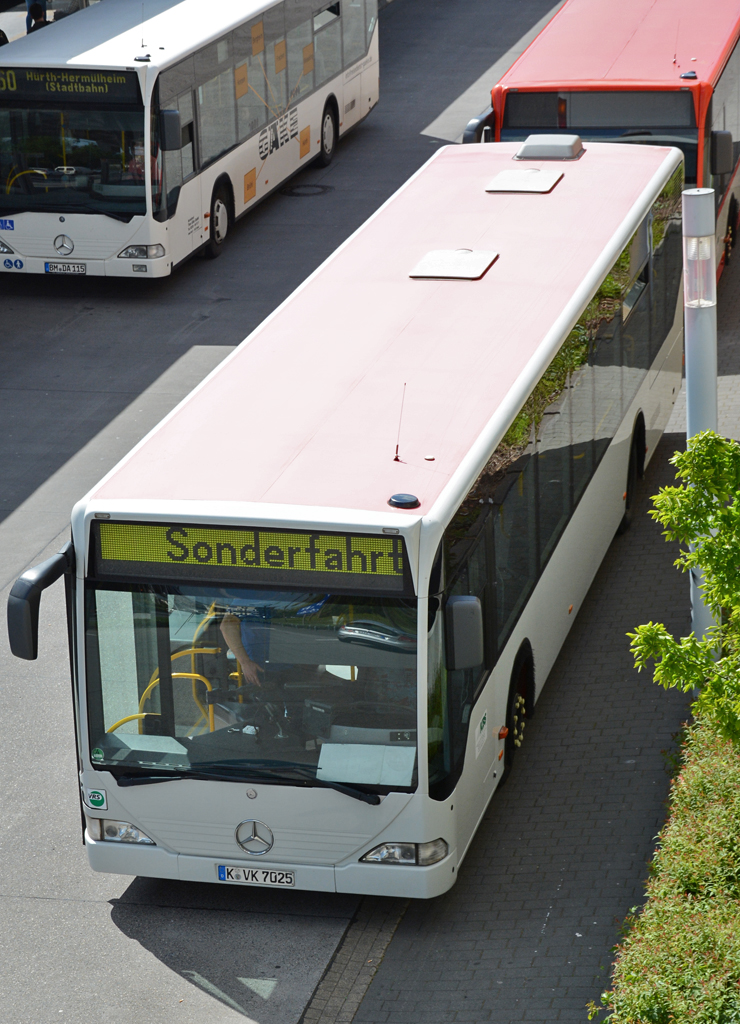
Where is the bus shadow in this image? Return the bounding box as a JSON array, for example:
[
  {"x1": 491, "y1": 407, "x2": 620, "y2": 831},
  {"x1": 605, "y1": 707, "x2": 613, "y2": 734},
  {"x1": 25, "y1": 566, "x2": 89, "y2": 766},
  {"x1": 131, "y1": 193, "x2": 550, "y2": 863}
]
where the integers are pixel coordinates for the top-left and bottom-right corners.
[{"x1": 109, "y1": 876, "x2": 358, "y2": 1021}]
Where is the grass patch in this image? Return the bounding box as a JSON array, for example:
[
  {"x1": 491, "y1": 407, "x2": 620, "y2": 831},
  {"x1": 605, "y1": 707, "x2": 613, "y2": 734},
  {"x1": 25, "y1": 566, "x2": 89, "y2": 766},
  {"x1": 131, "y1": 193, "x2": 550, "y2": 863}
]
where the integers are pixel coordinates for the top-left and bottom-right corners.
[{"x1": 589, "y1": 717, "x2": 740, "y2": 1023}]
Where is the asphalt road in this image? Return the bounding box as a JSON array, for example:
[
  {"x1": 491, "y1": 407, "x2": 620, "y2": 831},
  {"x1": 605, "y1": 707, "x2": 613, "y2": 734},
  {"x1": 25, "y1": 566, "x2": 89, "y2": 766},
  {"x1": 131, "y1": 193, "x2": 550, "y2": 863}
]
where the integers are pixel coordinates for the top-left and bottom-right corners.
[{"x1": 0, "y1": 1, "x2": 562, "y2": 1022}]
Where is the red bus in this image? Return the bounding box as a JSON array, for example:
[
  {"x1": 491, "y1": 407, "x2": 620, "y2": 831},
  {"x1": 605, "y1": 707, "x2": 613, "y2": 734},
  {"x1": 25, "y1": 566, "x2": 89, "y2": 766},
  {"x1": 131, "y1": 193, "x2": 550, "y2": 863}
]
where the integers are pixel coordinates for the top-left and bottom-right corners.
[{"x1": 464, "y1": 0, "x2": 740, "y2": 274}]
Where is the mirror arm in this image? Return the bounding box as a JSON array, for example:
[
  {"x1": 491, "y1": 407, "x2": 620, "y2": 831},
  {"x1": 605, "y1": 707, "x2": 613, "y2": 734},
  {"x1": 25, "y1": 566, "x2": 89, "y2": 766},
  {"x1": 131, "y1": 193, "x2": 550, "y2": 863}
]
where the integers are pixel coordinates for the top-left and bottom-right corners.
[{"x1": 7, "y1": 541, "x2": 75, "y2": 660}]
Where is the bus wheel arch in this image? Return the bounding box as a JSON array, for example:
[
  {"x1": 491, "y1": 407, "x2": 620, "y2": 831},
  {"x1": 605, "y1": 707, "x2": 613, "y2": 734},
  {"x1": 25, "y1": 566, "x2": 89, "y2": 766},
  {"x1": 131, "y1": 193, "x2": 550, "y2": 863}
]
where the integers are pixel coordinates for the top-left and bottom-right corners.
[
  {"x1": 501, "y1": 640, "x2": 535, "y2": 781},
  {"x1": 204, "y1": 175, "x2": 234, "y2": 259},
  {"x1": 316, "y1": 97, "x2": 339, "y2": 167},
  {"x1": 617, "y1": 412, "x2": 645, "y2": 535}
]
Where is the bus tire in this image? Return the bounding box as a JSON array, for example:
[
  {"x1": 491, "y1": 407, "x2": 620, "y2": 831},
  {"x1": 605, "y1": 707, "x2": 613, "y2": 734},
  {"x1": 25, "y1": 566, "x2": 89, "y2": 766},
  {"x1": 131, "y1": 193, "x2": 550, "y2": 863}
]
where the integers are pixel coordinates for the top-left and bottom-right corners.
[
  {"x1": 204, "y1": 182, "x2": 232, "y2": 259},
  {"x1": 316, "y1": 102, "x2": 338, "y2": 167},
  {"x1": 617, "y1": 428, "x2": 641, "y2": 535},
  {"x1": 500, "y1": 642, "x2": 534, "y2": 784}
]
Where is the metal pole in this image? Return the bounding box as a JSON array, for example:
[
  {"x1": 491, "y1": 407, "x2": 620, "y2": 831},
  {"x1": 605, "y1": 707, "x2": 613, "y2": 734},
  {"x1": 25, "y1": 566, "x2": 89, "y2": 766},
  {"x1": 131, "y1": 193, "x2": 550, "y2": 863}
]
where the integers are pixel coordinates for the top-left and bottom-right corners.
[{"x1": 682, "y1": 187, "x2": 717, "y2": 640}]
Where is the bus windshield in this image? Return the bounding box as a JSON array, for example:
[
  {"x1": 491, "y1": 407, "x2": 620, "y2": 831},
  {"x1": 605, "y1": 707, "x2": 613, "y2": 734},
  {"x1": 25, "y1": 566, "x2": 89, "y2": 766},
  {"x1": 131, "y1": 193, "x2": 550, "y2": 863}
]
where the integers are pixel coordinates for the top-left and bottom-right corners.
[
  {"x1": 85, "y1": 584, "x2": 418, "y2": 792},
  {"x1": 0, "y1": 105, "x2": 146, "y2": 218}
]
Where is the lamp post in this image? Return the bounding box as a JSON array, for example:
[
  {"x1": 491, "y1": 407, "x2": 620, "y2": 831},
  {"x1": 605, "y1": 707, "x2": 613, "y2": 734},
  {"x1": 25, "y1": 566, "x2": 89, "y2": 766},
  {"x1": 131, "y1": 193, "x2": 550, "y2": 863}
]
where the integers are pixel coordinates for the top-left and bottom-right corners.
[{"x1": 682, "y1": 187, "x2": 717, "y2": 640}]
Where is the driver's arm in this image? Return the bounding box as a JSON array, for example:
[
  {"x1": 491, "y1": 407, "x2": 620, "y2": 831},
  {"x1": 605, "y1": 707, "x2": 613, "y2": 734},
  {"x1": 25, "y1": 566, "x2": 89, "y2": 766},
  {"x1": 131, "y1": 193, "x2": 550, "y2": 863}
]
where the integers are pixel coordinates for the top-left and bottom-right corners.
[{"x1": 220, "y1": 613, "x2": 263, "y2": 686}]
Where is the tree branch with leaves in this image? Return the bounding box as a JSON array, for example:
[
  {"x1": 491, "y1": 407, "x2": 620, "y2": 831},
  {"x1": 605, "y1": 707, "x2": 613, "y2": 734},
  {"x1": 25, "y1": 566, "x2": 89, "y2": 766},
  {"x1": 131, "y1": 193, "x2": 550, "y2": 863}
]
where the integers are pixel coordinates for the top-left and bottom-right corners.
[{"x1": 628, "y1": 430, "x2": 740, "y2": 743}]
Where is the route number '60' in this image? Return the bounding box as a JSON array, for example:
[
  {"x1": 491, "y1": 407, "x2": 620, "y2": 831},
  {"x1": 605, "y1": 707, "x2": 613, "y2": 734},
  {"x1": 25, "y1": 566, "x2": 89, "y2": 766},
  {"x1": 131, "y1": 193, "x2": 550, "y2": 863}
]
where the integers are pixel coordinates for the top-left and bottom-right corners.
[{"x1": 0, "y1": 71, "x2": 17, "y2": 91}]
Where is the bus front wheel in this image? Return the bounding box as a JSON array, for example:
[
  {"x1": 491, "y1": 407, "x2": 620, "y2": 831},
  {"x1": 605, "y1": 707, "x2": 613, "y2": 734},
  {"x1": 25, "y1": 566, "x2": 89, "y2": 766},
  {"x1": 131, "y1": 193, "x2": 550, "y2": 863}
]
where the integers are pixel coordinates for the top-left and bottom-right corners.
[
  {"x1": 316, "y1": 103, "x2": 338, "y2": 167},
  {"x1": 501, "y1": 643, "x2": 534, "y2": 783},
  {"x1": 204, "y1": 184, "x2": 231, "y2": 259}
]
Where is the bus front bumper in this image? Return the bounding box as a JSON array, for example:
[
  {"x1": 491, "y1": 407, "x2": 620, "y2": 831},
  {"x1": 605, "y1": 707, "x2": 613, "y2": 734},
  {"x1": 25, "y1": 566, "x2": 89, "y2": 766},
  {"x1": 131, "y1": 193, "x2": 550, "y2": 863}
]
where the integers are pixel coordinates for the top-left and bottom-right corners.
[
  {"x1": 0, "y1": 255, "x2": 172, "y2": 277},
  {"x1": 85, "y1": 834, "x2": 458, "y2": 898}
]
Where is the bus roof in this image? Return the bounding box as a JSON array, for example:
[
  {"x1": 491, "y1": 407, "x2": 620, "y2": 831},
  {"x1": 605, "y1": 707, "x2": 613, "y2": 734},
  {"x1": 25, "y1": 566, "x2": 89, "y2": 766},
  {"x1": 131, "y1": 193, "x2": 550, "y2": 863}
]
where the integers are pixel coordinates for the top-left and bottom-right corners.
[
  {"x1": 88, "y1": 142, "x2": 680, "y2": 532},
  {"x1": 497, "y1": 0, "x2": 740, "y2": 92},
  {"x1": 2, "y1": 0, "x2": 276, "y2": 71}
]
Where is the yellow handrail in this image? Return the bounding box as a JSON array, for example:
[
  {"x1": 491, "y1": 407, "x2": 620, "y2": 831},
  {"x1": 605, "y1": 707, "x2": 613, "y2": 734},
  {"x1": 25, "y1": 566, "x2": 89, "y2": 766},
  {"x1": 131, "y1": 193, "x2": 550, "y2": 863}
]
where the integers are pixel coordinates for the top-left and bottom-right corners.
[
  {"x1": 139, "y1": 671, "x2": 215, "y2": 733},
  {"x1": 6, "y1": 168, "x2": 47, "y2": 194},
  {"x1": 107, "y1": 712, "x2": 160, "y2": 733}
]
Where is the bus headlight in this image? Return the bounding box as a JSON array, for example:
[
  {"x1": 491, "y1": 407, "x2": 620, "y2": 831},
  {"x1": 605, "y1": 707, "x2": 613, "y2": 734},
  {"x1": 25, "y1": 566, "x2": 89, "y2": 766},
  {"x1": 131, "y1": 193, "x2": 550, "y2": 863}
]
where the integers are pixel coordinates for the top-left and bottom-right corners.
[
  {"x1": 361, "y1": 839, "x2": 448, "y2": 865},
  {"x1": 118, "y1": 244, "x2": 166, "y2": 259},
  {"x1": 0, "y1": 238, "x2": 13, "y2": 254},
  {"x1": 86, "y1": 815, "x2": 155, "y2": 844}
]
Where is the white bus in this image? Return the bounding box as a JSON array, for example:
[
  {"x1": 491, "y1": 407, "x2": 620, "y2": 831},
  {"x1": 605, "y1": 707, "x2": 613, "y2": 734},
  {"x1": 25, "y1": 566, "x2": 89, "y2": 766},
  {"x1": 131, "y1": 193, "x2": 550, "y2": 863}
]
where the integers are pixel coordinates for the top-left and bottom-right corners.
[
  {"x1": 0, "y1": 0, "x2": 378, "y2": 278},
  {"x1": 8, "y1": 136, "x2": 683, "y2": 898}
]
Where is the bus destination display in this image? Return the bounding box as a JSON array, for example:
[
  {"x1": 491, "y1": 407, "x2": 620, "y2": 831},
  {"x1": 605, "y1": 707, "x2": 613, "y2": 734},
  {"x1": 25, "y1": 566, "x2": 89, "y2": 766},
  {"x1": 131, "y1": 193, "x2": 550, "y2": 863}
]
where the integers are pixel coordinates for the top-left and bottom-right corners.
[
  {"x1": 93, "y1": 521, "x2": 409, "y2": 592},
  {"x1": 0, "y1": 67, "x2": 141, "y2": 103}
]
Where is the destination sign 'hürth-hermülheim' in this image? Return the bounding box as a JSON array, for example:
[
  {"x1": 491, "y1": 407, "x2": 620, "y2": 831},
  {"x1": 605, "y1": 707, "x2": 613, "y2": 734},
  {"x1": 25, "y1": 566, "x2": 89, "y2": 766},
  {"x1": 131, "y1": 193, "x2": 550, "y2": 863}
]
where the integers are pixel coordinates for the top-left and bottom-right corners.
[
  {"x1": 0, "y1": 68, "x2": 141, "y2": 103},
  {"x1": 94, "y1": 522, "x2": 408, "y2": 591}
]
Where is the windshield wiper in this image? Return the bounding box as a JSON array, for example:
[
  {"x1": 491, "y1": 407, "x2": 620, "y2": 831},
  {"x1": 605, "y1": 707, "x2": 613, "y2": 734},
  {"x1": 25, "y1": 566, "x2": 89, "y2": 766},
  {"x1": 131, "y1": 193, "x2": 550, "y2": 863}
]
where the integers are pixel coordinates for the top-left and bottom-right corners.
[
  {"x1": 192, "y1": 758, "x2": 382, "y2": 805},
  {"x1": 114, "y1": 762, "x2": 381, "y2": 804}
]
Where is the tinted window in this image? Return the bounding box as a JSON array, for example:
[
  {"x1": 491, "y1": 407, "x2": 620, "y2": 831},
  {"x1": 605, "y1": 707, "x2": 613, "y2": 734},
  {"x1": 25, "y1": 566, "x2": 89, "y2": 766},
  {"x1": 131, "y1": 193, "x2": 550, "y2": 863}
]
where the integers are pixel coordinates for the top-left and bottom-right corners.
[{"x1": 504, "y1": 90, "x2": 696, "y2": 129}]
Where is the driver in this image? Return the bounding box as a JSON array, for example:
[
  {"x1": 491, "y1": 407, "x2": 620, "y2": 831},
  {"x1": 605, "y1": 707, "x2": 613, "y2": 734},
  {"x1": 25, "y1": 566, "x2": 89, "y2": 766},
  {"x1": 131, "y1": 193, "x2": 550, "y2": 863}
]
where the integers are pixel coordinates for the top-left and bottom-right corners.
[{"x1": 219, "y1": 607, "x2": 267, "y2": 687}]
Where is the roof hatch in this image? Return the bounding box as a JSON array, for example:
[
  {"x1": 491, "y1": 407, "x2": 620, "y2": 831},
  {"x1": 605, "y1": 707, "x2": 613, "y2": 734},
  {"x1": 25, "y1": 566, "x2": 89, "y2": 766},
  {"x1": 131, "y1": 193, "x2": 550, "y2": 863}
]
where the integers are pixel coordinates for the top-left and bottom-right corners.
[
  {"x1": 409, "y1": 249, "x2": 499, "y2": 280},
  {"x1": 486, "y1": 167, "x2": 564, "y2": 193},
  {"x1": 514, "y1": 134, "x2": 584, "y2": 160}
]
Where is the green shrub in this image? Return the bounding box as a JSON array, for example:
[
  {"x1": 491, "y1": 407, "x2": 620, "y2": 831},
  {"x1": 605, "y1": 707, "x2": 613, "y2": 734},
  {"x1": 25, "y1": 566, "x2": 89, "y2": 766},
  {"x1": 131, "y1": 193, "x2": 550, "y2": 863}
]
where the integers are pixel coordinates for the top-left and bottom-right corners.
[{"x1": 589, "y1": 718, "x2": 740, "y2": 1023}]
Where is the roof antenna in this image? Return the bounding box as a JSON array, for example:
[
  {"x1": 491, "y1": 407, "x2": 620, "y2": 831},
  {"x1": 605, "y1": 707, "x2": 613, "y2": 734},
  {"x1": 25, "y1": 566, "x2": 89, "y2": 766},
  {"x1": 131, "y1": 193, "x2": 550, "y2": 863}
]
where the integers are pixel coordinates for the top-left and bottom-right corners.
[
  {"x1": 141, "y1": 2, "x2": 145, "y2": 48},
  {"x1": 673, "y1": 19, "x2": 680, "y2": 64},
  {"x1": 393, "y1": 383, "x2": 407, "y2": 462}
]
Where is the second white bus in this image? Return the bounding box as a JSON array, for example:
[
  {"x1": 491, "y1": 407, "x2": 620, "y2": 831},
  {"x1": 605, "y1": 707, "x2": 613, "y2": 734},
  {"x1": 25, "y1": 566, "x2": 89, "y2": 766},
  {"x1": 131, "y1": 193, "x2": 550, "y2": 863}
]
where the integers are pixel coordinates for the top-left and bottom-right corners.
[{"x1": 0, "y1": 0, "x2": 378, "y2": 277}]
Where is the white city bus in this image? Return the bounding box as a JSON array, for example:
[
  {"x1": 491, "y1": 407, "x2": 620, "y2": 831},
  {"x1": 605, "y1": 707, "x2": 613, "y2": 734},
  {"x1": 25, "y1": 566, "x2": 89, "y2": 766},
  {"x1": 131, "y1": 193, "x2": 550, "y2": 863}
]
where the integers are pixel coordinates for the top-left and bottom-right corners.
[
  {"x1": 0, "y1": 0, "x2": 378, "y2": 278},
  {"x1": 8, "y1": 137, "x2": 683, "y2": 898}
]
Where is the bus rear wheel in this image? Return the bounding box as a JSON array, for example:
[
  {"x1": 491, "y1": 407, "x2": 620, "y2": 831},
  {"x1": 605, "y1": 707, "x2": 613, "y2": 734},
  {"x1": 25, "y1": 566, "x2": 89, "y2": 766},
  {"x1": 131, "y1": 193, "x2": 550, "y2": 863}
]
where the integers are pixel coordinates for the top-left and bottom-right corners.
[
  {"x1": 204, "y1": 184, "x2": 231, "y2": 259},
  {"x1": 316, "y1": 103, "x2": 337, "y2": 167},
  {"x1": 725, "y1": 197, "x2": 738, "y2": 266}
]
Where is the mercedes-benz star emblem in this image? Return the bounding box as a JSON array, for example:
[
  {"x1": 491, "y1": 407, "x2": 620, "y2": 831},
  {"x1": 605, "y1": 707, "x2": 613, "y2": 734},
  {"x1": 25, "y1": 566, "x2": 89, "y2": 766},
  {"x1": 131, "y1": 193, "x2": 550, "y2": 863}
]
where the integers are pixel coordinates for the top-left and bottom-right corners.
[
  {"x1": 235, "y1": 819, "x2": 274, "y2": 856},
  {"x1": 54, "y1": 234, "x2": 74, "y2": 256}
]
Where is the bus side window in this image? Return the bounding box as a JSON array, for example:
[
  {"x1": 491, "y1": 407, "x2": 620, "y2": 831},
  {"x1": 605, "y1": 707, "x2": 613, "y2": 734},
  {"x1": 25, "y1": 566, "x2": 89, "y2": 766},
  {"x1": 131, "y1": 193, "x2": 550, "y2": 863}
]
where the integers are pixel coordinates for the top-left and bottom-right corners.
[
  {"x1": 286, "y1": 0, "x2": 314, "y2": 103},
  {"x1": 365, "y1": 0, "x2": 376, "y2": 47},
  {"x1": 494, "y1": 455, "x2": 537, "y2": 647},
  {"x1": 177, "y1": 90, "x2": 196, "y2": 179},
  {"x1": 621, "y1": 219, "x2": 651, "y2": 410},
  {"x1": 342, "y1": 0, "x2": 365, "y2": 65},
  {"x1": 650, "y1": 166, "x2": 683, "y2": 361},
  {"x1": 233, "y1": 19, "x2": 268, "y2": 140},
  {"x1": 314, "y1": 3, "x2": 342, "y2": 87},
  {"x1": 263, "y1": 3, "x2": 288, "y2": 112},
  {"x1": 195, "y1": 35, "x2": 238, "y2": 166}
]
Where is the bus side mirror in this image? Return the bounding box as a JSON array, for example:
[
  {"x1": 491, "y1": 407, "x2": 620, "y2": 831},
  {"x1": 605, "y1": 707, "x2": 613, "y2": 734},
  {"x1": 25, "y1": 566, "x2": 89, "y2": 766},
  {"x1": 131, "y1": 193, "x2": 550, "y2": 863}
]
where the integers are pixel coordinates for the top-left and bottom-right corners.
[
  {"x1": 711, "y1": 130, "x2": 734, "y2": 176},
  {"x1": 445, "y1": 595, "x2": 484, "y2": 671},
  {"x1": 7, "y1": 543, "x2": 74, "y2": 660},
  {"x1": 159, "y1": 109, "x2": 182, "y2": 152}
]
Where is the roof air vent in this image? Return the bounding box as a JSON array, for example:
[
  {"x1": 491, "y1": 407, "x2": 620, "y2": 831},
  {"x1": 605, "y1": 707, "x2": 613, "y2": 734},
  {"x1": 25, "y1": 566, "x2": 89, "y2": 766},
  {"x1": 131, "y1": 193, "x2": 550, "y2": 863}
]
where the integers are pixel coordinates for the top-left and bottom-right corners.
[
  {"x1": 514, "y1": 134, "x2": 584, "y2": 160},
  {"x1": 410, "y1": 249, "x2": 498, "y2": 280},
  {"x1": 486, "y1": 167, "x2": 563, "y2": 193}
]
